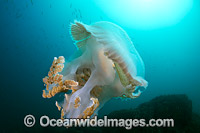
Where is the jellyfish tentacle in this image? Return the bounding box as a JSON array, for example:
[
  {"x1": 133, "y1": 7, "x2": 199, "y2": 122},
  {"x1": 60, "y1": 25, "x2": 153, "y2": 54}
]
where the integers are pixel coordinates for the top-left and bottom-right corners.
[
  {"x1": 65, "y1": 49, "x2": 114, "y2": 118},
  {"x1": 104, "y1": 49, "x2": 146, "y2": 88},
  {"x1": 65, "y1": 70, "x2": 99, "y2": 118},
  {"x1": 62, "y1": 49, "x2": 93, "y2": 82}
]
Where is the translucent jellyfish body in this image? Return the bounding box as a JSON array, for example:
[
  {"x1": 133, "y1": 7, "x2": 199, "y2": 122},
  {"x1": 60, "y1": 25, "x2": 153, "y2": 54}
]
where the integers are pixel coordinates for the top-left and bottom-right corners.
[{"x1": 42, "y1": 21, "x2": 148, "y2": 119}]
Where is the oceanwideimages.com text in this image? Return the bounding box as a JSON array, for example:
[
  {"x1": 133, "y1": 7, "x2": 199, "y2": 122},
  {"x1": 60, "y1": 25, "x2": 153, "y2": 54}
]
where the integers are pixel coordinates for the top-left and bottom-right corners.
[{"x1": 24, "y1": 115, "x2": 174, "y2": 129}]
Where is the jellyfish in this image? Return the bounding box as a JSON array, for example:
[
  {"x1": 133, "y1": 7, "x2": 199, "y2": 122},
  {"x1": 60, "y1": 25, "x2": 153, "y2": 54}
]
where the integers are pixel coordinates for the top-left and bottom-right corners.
[{"x1": 42, "y1": 21, "x2": 148, "y2": 119}]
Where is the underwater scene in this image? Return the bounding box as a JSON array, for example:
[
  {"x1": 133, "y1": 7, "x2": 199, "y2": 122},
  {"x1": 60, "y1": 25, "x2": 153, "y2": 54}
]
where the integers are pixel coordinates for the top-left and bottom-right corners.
[{"x1": 1, "y1": 0, "x2": 200, "y2": 132}]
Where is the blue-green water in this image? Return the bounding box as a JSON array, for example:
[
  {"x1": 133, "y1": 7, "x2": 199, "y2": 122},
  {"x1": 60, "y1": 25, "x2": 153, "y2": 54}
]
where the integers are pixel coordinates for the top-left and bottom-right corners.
[{"x1": 1, "y1": 0, "x2": 200, "y2": 132}]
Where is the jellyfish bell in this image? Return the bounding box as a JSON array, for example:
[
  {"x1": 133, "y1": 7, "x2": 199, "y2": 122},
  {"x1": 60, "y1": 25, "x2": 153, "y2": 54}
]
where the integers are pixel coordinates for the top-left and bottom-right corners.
[
  {"x1": 42, "y1": 21, "x2": 148, "y2": 119},
  {"x1": 70, "y1": 21, "x2": 147, "y2": 88}
]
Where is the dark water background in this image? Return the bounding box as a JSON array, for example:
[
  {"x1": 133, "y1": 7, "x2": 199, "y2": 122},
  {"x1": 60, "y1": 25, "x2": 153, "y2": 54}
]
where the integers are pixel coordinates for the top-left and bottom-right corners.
[{"x1": 0, "y1": 0, "x2": 200, "y2": 132}]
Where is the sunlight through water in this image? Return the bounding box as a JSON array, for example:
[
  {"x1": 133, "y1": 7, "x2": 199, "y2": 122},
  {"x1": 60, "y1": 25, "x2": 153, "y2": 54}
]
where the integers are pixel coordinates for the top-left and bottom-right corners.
[{"x1": 96, "y1": 0, "x2": 193, "y2": 29}]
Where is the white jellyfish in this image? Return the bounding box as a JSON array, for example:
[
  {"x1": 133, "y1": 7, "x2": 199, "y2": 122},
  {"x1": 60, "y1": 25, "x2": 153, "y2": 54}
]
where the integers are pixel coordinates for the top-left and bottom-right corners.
[{"x1": 42, "y1": 21, "x2": 148, "y2": 119}]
